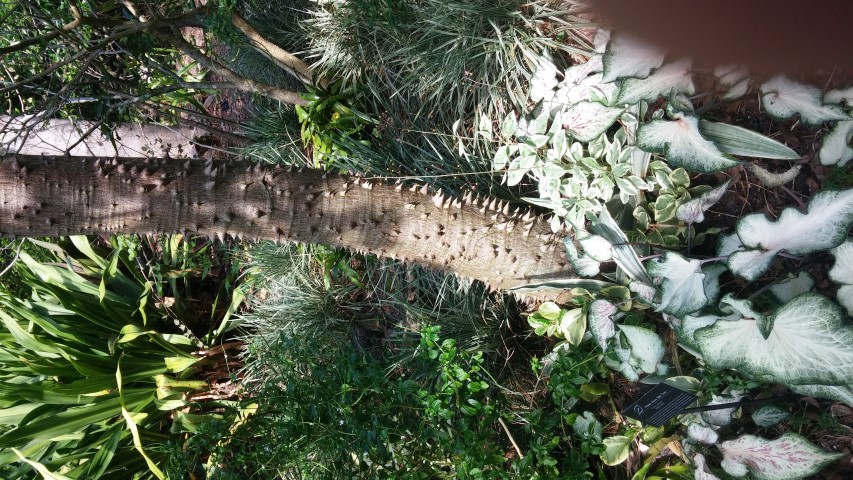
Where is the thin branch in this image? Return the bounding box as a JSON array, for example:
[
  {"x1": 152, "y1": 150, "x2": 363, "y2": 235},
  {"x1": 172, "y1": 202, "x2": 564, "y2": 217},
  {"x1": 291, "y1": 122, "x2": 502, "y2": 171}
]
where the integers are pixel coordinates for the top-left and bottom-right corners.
[
  {"x1": 0, "y1": 5, "x2": 82, "y2": 56},
  {"x1": 155, "y1": 29, "x2": 308, "y2": 106},
  {"x1": 231, "y1": 13, "x2": 323, "y2": 88}
]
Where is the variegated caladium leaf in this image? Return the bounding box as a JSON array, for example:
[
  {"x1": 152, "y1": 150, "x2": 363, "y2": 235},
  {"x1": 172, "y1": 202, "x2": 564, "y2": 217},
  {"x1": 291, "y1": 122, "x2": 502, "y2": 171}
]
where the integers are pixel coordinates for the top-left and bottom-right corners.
[
  {"x1": 562, "y1": 101, "x2": 626, "y2": 142},
  {"x1": 589, "y1": 299, "x2": 617, "y2": 350},
  {"x1": 695, "y1": 293, "x2": 853, "y2": 386},
  {"x1": 701, "y1": 393, "x2": 743, "y2": 427},
  {"x1": 676, "y1": 180, "x2": 731, "y2": 224},
  {"x1": 769, "y1": 272, "x2": 815, "y2": 304},
  {"x1": 819, "y1": 120, "x2": 853, "y2": 167},
  {"x1": 760, "y1": 75, "x2": 849, "y2": 127},
  {"x1": 601, "y1": 33, "x2": 665, "y2": 83},
  {"x1": 720, "y1": 433, "x2": 842, "y2": 480},
  {"x1": 617, "y1": 60, "x2": 695, "y2": 105},
  {"x1": 790, "y1": 384, "x2": 853, "y2": 407},
  {"x1": 717, "y1": 232, "x2": 745, "y2": 257},
  {"x1": 646, "y1": 251, "x2": 714, "y2": 317},
  {"x1": 751, "y1": 405, "x2": 789, "y2": 428},
  {"x1": 687, "y1": 423, "x2": 719, "y2": 444},
  {"x1": 617, "y1": 324, "x2": 666, "y2": 375},
  {"x1": 698, "y1": 120, "x2": 799, "y2": 160},
  {"x1": 693, "y1": 453, "x2": 723, "y2": 480},
  {"x1": 564, "y1": 237, "x2": 601, "y2": 277},
  {"x1": 638, "y1": 114, "x2": 740, "y2": 173},
  {"x1": 825, "y1": 86, "x2": 853, "y2": 105},
  {"x1": 829, "y1": 239, "x2": 853, "y2": 316},
  {"x1": 728, "y1": 188, "x2": 853, "y2": 281},
  {"x1": 714, "y1": 65, "x2": 750, "y2": 101}
]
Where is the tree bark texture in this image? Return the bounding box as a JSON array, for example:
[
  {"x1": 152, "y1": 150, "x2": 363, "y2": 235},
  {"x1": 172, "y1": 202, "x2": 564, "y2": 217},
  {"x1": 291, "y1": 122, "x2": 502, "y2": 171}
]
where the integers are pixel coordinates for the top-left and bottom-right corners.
[{"x1": 0, "y1": 155, "x2": 571, "y2": 292}]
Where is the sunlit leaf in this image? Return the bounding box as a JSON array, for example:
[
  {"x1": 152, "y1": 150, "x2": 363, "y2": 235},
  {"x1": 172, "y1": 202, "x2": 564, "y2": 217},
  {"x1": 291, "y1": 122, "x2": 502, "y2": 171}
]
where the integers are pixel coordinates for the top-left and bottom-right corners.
[
  {"x1": 720, "y1": 433, "x2": 842, "y2": 480},
  {"x1": 646, "y1": 252, "x2": 708, "y2": 317},
  {"x1": 729, "y1": 188, "x2": 853, "y2": 281},
  {"x1": 601, "y1": 33, "x2": 665, "y2": 83},
  {"x1": 617, "y1": 60, "x2": 695, "y2": 105},
  {"x1": 698, "y1": 120, "x2": 799, "y2": 160},
  {"x1": 687, "y1": 423, "x2": 718, "y2": 444},
  {"x1": 562, "y1": 101, "x2": 625, "y2": 142},
  {"x1": 618, "y1": 325, "x2": 665, "y2": 375},
  {"x1": 695, "y1": 293, "x2": 853, "y2": 386},
  {"x1": 638, "y1": 114, "x2": 740, "y2": 173}
]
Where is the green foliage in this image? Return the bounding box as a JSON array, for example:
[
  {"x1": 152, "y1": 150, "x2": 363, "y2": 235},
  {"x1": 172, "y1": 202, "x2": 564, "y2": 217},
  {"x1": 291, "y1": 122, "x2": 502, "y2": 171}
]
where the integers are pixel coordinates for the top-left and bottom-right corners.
[
  {"x1": 0, "y1": 237, "x2": 229, "y2": 479},
  {"x1": 295, "y1": 82, "x2": 377, "y2": 167}
]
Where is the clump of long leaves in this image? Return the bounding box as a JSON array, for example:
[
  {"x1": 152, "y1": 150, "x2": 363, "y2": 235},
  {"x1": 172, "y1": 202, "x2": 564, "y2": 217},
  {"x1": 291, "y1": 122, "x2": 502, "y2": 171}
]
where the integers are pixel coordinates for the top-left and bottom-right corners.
[
  {"x1": 0, "y1": 237, "x2": 233, "y2": 479},
  {"x1": 302, "y1": 0, "x2": 589, "y2": 123}
]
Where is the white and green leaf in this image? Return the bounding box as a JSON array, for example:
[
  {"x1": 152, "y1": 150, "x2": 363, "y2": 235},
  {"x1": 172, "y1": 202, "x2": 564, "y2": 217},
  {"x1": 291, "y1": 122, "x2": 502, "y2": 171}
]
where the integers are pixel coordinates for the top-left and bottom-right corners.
[
  {"x1": 790, "y1": 384, "x2": 853, "y2": 407},
  {"x1": 720, "y1": 433, "x2": 842, "y2": 480},
  {"x1": 562, "y1": 102, "x2": 625, "y2": 142},
  {"x1": 589, "y1": 299, "x2": 617, "y2": 350},
  {"x1": 760, "y1": 75, "x2": 849, "y2": 127},
  {"x1": 559, "y1": 307, "x2": 587, "y2": 346},
  {"x1": 695, "y1": 293, "x2": 853, "y2": 386},
  {"x1": 701, "y1": 393, "x2": 742, "y2": 427},
  {"x1": 618, "y1": 325, "x2": 665, "y2": 375},
  {"x1": 617, "y1": 60, "x2": 695, "y2": 105},
  {"x1": 715, "y1": 65, "x2": 750, "y2": 101},
  {"x1": 825, "y1": 86, "x2": 853, "y2": 106},
  {"x1": 687, "y1": 423, "x2": 719, "y2": 445},
  {"x1": 751, "y1": 405, "x2": 789, "y2": 428},
  {"x1": 601, "y1": 34, "x2": 665, "y2": 83},
  {"x1": 677, "y1": 180, "x2": 731, "y2": 224},
  {"x1": 818, "y1": 120, "x2": 853, "y2": 167},
  {"x1": 638, "y1": 114, "x2": 740, "y2": 173},
  {"x1": 829, "y1": 239, "x2": 853, "y2": 316},
  {"x1": 564, "y1": 237, "x2": 602, "y2": 278},
  {"x1": 730, "y1": 188, "x2": 853, "y2": 280},
  {"x1": 698, "y1": 120, "x2": 799, "y2": 160},
  {"x1": 693, "y1": 453, "x2": 723, "y2": 480},
  {"x1": 647, "y1": 252, "x2": 708, "y2": 317}
]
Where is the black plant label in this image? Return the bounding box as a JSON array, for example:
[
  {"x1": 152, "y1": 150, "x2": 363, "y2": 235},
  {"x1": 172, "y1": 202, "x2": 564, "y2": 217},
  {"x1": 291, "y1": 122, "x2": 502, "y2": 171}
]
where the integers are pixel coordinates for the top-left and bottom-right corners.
[{"x1": 622, "y1": 383, "x2": 697, "y2": 426}]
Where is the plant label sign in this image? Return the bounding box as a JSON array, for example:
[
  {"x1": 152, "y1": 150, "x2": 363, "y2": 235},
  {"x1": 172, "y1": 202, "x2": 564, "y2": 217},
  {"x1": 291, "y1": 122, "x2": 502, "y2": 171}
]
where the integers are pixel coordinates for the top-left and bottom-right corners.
[{"x1": 623, "y1": 383, "x2": 697, "y2": 426}]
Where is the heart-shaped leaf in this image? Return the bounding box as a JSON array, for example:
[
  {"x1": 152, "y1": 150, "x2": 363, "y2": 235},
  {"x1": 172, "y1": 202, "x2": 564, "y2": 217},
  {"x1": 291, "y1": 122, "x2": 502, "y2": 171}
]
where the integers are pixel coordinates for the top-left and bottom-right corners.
[
  {"x1": 760, "y1": 75, "x2": 849, "y2": 127},
  {"x1": 829, "y1": 239, "x2": 853, "y2": 315},
  {"x1": 559, "y1": 307, "x2": 586, "y2": 346},
  {"x1": 618, "y1": 325, "x2": 665, "y2": 375},
  {"x1": 601, "y1": 34, "x2": 665, "y2": 83},
  {"x1": 562, "y1": 101, "x2": 625, "y2": 142},
  {"x1": 825, "y1": 86, "x2": 853, "y2": 105},
  {"x1": 647, "y1": 252, "x2": 709, "y2": 317},
  {"x1": 729, "y1": 188, "x2": 853, "y2": 281},
  {"x1": 638, "y1": 114, "x2": 740, "y2": 173},
  {"x1": 695, "y1": 293, "x2": 853, "y2": 386},
  {"x1": 687, "y1": 423, "x2": 719, "y2": 444},
  {"x1": 819, "y1": 120, "x2": 853, "y2": 166},
  {"x1": 720, "y1": 433, "x2": 842, "y2": 480},
  {"x1": 751, "y1": 405, "x2": 789, "y2": 428},
  {"x1": 698, "y1": 120, "x2": 799, "y2": 160},
  {"x1": 617, "y1": 60, "x2": 695, "y2": 105}
]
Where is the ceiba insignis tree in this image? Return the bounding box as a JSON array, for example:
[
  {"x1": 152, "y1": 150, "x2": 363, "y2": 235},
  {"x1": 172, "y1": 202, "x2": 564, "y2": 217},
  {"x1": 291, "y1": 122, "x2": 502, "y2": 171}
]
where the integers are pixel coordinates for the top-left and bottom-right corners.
[{"x1": 0, "y1": 154, "x2": 570, "y2": 293}]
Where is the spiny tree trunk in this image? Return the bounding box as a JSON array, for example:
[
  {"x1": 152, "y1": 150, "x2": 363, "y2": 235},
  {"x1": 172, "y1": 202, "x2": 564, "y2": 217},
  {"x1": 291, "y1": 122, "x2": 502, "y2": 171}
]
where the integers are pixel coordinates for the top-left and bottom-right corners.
[{"x1": 0, "y1": 155, "x2": 570, "y2": 292}]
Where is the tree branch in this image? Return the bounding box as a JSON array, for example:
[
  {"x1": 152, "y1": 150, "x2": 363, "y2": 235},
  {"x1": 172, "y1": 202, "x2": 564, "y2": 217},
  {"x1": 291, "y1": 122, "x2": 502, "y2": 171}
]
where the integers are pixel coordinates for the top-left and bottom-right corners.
[
  {"x1": 155, "y1": 29, "x2": 308, "y2": 106},
  {"x1": 231, "y1": 13, "x2": 324, "y2": 88}
]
